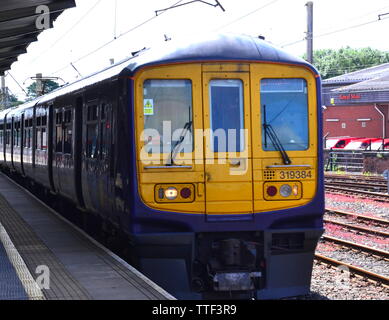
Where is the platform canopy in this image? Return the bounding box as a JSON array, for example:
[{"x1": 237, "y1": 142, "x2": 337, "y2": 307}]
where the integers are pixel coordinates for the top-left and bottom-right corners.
[{"x1": 0, "y1": 0, "x2": 76, "y2": 76}]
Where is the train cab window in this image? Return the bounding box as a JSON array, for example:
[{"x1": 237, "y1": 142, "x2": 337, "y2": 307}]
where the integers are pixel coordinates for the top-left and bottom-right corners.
[
  {"x1": 143, "y1": 79, "x2": 193, "y2": 153},
  {"x1": 86, "y1": 105, "x2": 98, "y2": 158},
  {"x1": 260, "y1": 78, "x2": 309, "y2": 151},
  {"x1": 209, "y1": 79, "x2": 244, "y2": 152}
]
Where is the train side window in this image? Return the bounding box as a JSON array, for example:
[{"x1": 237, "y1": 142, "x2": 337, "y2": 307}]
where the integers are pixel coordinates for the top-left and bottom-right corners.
[
  {"x1": 13, "y1": 121, "x2": 22, "y2": 147},
  {"x1": 100, "y1": 103, "x2": 109, "y2": 159},
  {"x1": 55, "y1": 111, "x2": 63, "y2": 153},
  {"x1": 86, "y1": 124, "x2": 98, "y2": 158},
  {"x1": 63, "y1": 109, "x2": 72, "y2": 154},
  {"x1": 87, "y1": 105, "x2": 98, "y2": 121},
  {"x1": 41, "y1": 128, "x2": 47, "y2": 149},
  {"x1": 6, "y1": 123, "x2": 11, "y2": 145},
  {"x1": 101, "y1": 104, "x2": 106, "y2": 120},
  {"x1": 86, "y1": 105, "x2": 98, "y2": 158},
  {"x1": 56, "y1": 126, "x2": 62, "y2": 152},
  {"x1": 36, "y1": 127, "x2": 42, "y2": 149},
  {"x1": 26, "y1": 127, "x2": 32, "y2": 148}
]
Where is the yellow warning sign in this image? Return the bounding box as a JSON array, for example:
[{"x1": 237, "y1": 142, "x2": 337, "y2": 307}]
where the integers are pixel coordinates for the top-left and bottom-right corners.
[{"x1": 144, "y1": 99, "x2": 154, "y2": 115}]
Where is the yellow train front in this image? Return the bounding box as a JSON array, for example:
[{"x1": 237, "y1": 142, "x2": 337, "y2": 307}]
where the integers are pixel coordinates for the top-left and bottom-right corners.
[{"x1": 129, "y1": 34, "x2": 324, "y2": 299}]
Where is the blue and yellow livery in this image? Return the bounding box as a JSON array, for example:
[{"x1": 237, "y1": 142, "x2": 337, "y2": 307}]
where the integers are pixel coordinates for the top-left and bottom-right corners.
[{"x1": 0, "y1": 34, "x2": 324, "y2": 299}]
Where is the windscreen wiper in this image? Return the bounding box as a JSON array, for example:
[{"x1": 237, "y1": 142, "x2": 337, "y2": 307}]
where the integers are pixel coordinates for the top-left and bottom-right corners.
[
  {"x1": 167, "y1": 121, "x2": 192, "y2": 166},
  {"x1": 263, "y1": 105, "x2": 292, "y2": 165}
]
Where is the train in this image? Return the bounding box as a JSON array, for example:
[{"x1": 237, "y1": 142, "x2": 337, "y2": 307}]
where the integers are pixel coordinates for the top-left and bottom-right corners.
[{"x1": 0, "y1": 33, "x2": 324, "y2": 299}]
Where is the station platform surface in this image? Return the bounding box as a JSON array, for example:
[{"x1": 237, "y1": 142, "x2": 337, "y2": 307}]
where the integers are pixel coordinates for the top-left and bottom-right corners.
[{"x1": 0, "y1": 173, "x2": 175, "y2": 300}]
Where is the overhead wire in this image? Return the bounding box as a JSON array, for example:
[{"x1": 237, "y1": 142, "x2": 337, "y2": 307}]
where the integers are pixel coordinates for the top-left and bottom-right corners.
[
  {"x1": 27, "y1": 0, "x2": 103, "y2": 65},
  {"x1": 279, "y1": 12, "x2": 389, "y2": 48},
  {"x1": 49, "y1": 0, "x2": 185, "y2": 76},
  {"x1": 5, "y1": 72, "x2": 28, "y2": 95},
  {"x1": 213, "y1": 0, "x2": 280, "y2": 31}
]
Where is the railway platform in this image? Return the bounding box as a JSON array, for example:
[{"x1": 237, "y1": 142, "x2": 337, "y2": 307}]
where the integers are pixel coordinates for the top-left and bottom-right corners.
[{"x1": 0, "y1": 173, "x2": 175, "y2": 300}]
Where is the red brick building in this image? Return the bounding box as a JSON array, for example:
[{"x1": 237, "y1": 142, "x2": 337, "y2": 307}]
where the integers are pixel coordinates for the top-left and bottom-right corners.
[{"x1": 322, "y1": 63, "x2": 389, "y2": 140}]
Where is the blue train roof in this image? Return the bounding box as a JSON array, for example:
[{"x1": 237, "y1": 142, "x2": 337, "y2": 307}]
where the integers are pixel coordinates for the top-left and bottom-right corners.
[
  {"x1": 9, "y1": 33, "x2": 317, "y2": 110},
  {"x1": 121, "y1": 33, "x2": 311, "y2": 75}
]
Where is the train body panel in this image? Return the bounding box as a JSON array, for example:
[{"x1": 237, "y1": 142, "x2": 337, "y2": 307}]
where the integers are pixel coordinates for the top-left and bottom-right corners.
[{"x1": 0, "y1": 34, "x2": 324, "y2": 299}]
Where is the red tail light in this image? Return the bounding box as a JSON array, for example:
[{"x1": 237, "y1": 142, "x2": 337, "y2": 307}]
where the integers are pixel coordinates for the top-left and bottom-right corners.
[{"x1": 266, "y1": 186, "x2": 277, "y2": 197}]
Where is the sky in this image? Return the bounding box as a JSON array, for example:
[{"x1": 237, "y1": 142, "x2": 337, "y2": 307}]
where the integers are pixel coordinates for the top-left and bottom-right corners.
[{"x1": 5, "y1": 0, "x2": 389, "y2": 100}]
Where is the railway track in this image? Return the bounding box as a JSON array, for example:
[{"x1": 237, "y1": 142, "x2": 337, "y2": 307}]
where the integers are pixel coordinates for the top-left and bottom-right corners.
[
  {"x1": 325, "y1": 180, "x2": 387, "y2": 193},
  {"x1": 324, "y1": 218, "x2": 389, "y2": 237},
  {"x1": 325, "y1": 208, "x2": 389, "y2": 235},
  {"x1": 321, "y1": 235, "x2": 389, "y2": 260},
  {"x1": 324, "y1": 173, "x2": 388, "y2": 199},
  {"x1": 314, "y1": 253, "x2": 389, "y2": 287},
  {"x1": 324, "y1": 174, "x2": 387, "y2": 183},
  {"x1": 325, "y1": 185, "x2": 389, "y2": 202},
  {"x1": 316, "y1": 208, "x2": 389, "y2": 287}
]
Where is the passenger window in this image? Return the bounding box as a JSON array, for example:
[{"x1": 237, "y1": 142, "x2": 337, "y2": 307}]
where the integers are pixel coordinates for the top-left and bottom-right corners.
[
  {"x1": 86, "y1": 105, "x2": 98, "y2": 158},
  {"x1": 6, "y1": 123, "x2": 11, "y2": 145},
  {"x1": 41, "y1": 128, "x2": 47, "y2": 149},
  {"x1": 63, "y1": 109, "x2": 72, "y2": 154},
  {"x1": 55, "y1": 111, "x2": 63, "y2": 153},
  {"x1": 143, "y1": 79, "x2": 193, "y2": 154},
  {"x1": 209, "y1": 79, "x2": 244, "y2": 152},
  {"x1": 36, "y1": 128, "x2": 42, "y2": 149},
  {"x1": 56, "y1": 127, "x2": 62, "y2": 152},
  {"x1": 100, "y1": 103, "x2": 109, "y2": 159}
]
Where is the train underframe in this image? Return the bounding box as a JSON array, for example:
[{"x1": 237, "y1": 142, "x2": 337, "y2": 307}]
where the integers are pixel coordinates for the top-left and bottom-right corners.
[{"x1": 133, "y1": 228, "x2": 323, "y2": 300}]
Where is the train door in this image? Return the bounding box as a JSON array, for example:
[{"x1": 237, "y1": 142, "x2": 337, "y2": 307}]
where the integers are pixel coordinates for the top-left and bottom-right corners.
[
  {"x1": 20, "y1": 113, "x2": 25, "y2": 176},
  {"x1": 202, "y1": 64, "x2": 254, "y2": 216},
  {"x1": 53, "y1": 108, "x2": 63, "y2": 193},
  {"x1": 82, "y1": 102, "x2": 101, "y2": 213},
  {"x1": 74, "y1": 97, "x2": 84, "y2": 208},
  {"x1": 48, "y1": 104, "x2": 55, "y2": 192},
  {"x1": 98, "y1": 101, "x2": 114, "y2": 216},
  {"x1": 11, "y1": 116, "x2": 15, "y2": 170}
]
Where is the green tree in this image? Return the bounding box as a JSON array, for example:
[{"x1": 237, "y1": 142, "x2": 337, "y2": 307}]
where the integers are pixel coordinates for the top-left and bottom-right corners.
[
  {"x1": 26, "y1": 80, "x2": 60, "y2": 101},
  {"x1": 303, "y1": 47, "x2": 389, "y2": 79},
  {"x1": 9, "y1": 93, "x2": 24, "y2": 108},
  {"x1": 0, "y1": 91, "x2": 23, "y2": 109}
]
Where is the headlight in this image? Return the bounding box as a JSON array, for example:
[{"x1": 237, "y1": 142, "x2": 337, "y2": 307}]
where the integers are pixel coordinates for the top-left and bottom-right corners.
[
  {"x1": 164, "y1": 187, "x2": 178, "y2": 200},
  {"x1": 280, "y1": 184, "x2": 292, "y2": 197}
]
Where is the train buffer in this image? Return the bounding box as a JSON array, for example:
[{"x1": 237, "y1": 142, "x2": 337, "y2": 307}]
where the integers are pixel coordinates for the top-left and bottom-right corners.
[{"x1": 0, "y1": 173, "x2": 175, "y2": 300}]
